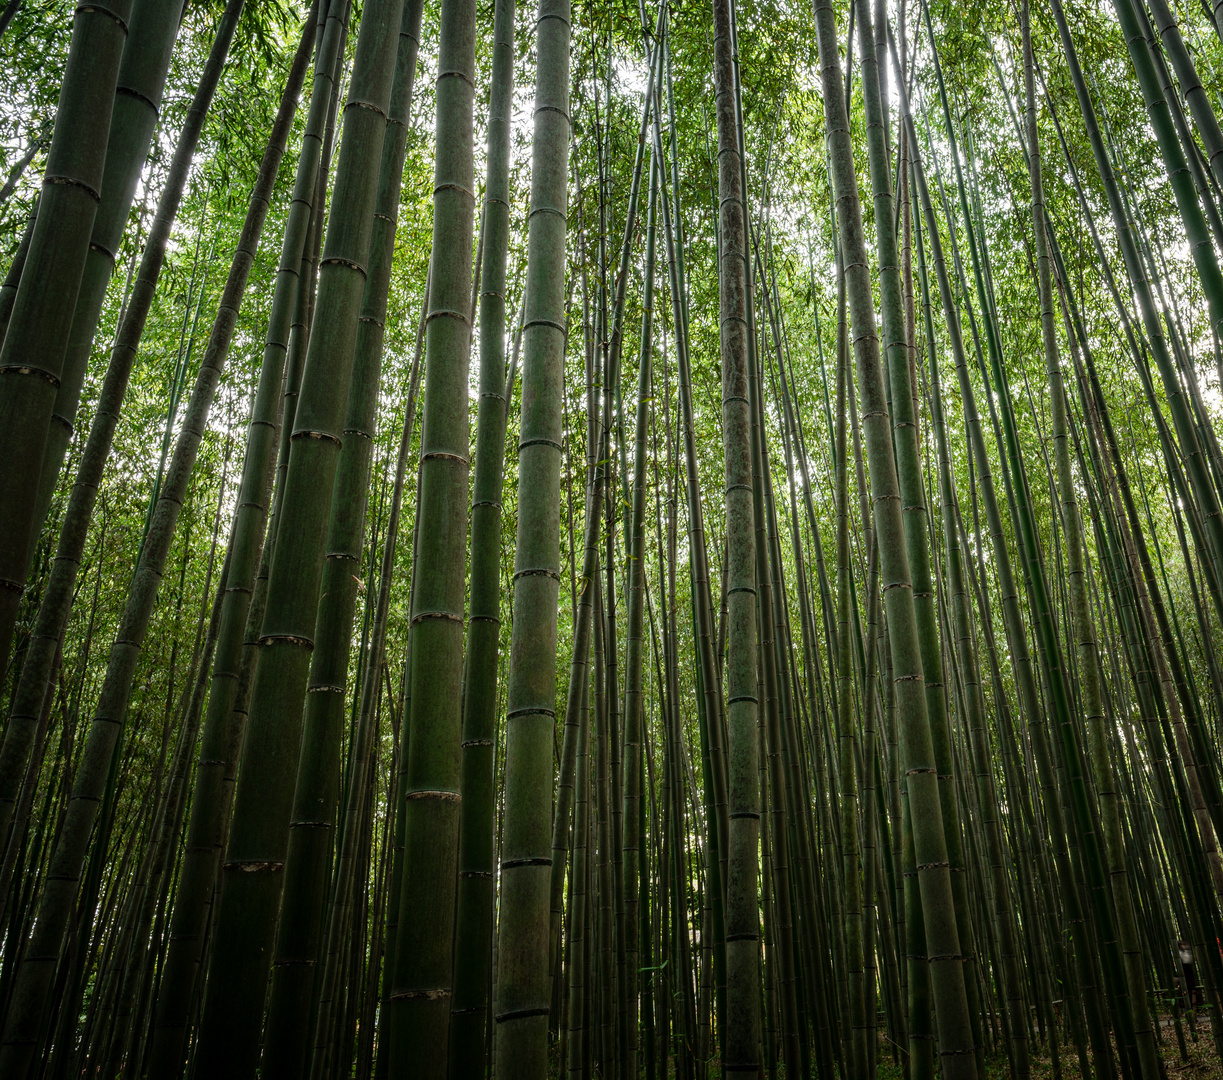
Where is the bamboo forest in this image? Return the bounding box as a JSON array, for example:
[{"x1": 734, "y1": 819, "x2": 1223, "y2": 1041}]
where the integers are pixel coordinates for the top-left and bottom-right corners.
[{"x1": 13, "y1": 0, "x2": 1223, "y2": 1077}]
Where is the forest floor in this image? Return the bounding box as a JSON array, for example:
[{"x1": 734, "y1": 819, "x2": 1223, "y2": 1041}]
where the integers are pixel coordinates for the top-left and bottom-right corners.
[
  {"x1": 1145, "y1": 1020, "x2": 1223, "y2": 1079},
  {"x1": 869, "y1": 1018, "x2": 1223, "y2": 1079}
]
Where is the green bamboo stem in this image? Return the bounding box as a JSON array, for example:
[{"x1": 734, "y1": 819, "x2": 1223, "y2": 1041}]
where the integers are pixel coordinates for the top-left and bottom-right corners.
[
  {"x1": 711, "y1": 0, "x2": 762, "y2": 1066},
  {"x1": 899, "y1": 28, "x2": 1128, "y2": 1071},
  {"x1": 0, "y1": 23, "x2": 314, "y2": 1077},
  {"x1": 1022, "y1": 6, "x2": 1161, "y2": 1076},
  {"x1": 818, "y1": 12, "x2": 978, "y2": 1074},
  {"x1": 0, "y1": 0, "x2": 134, "y2": 674},
  {"x1": 261, "y1": 5, "x2": 422, "y2": 1073},
  {"x1": 0, "y1": 0, "x2": 246, "y2": 878},
  {"x1": 491, "y1": 0, "x2": 571, "y2": 1065},
  {"x1": 1070, "y1": 0, "x2": 1223, "y2": 629},
  {"x1": 448, "y1": 0, "x2": 515, "y2": 1065},
  {"x1": 833, "y1": 249, "x2": 865, "y2": 1079},
  {"x1": 29, "y1": 0, "x2": 183, "y2": 551},
  {"x1": 191, "y1": 3, "x2": 402, "y2": 1070},
  {"x1": 144, "y1": 6, "x2": 345, "y2": 1072},
  {"x1": 924, "y1": 183, "x2": 1031, "y2": 1080},
  {"x1": 619, "y1": 136, "x2": 659, "y2": 1080}
]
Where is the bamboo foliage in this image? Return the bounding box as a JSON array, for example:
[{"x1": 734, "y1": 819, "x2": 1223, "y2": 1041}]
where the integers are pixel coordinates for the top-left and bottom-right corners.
[{"x1": 4, "y1": 1, "x2": 1223, "y2": 1078}]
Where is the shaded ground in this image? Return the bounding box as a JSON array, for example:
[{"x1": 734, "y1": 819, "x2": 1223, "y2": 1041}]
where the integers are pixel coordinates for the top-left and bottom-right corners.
[{"x1": 871, "y1": 1019, "x2": 1223, "y2": 1080}]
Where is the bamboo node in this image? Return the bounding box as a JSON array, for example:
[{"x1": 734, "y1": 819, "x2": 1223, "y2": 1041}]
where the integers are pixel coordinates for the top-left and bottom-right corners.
[
  {"x1": 319, "y1": 255, "x2": 367, "y2": 275},
  {"x1": 410, "y1": 610, "x2": 464, "y2": 626},
  {"x1": 522, "y1": 316, "x2": 567, "y2": 336},
  {"x1": 501, "y1": 856, "x2": 551, "y2": 868},
  {"x1": 494, "y1": 1006, "x2": 549, "y2": 1022},
  {"x1": 507, "y1": 706, "x2": 556, "y2": 720},
  {"x1": 41, "y1": 170, "x2": 101, "y2": 200},
  {"x1": 517, "y1": 436, "x2": 562, "y2": 453},
  {"x1": 293, "y1": 429, "x2": 341, "y2": 446},
  {"x1": 258, "y1": 633, "x2": 314, "y2": 650},
  {"x1": 426, "y1": 307, "x2": 472, "y2": 326},
  {"x1": 436, "y1": 68, "x2": 476, "y2": 89},
  {"x1": 0, "y1": 364, "x2": 60, "y2": 387},
  {"x1": 512, "y1": 567, "x2": 561, "y2": 582},
  {"x1": 534, "y1": 104, "x2": 571, "y2": 123},
  {"x1": 391, "y1": 988, "x2": 453, "y2": 1001},
  {"x1": 225, "y1": 860, "x2": 283, "y2": 873},
  {"x1": 75, "y1": 4, "x2": 129, "y2": 33},
  {"x1": 344, "y1": 98, "x2": 389, "y2": 120},
  {"x1": 116, "y1": 83, "x2": 157, "y2": 113},
  {"x1": 405, "y1": 789, "x2": 461, "y2": 802},
  {"x1": 434, "y1": 181, "x2": 475, "y2": 200}
]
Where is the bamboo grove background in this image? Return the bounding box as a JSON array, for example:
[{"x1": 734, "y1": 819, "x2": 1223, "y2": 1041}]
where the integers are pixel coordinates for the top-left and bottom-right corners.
[{"x1": 5, "y1": 0, "x2": 1223, "y2": 1076}]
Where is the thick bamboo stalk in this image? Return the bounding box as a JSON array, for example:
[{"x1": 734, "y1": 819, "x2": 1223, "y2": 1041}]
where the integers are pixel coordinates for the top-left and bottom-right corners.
[
  {"x1": 30, "y1": 0, "x2": 184, "y2": 550},
  {"x1": 261, "y1": 5, "x2": 422, "y2": 1073},
  {"x1": 491, "y1": 0, "x2": 571, "y2": 1066},
  {"x1": 448, "y1": 0, "x2": 515, "y2": 1068},
  {"x1": 0, "y1": 23, "x2": 314, "y2": 1077},
  {"x1": 191, "y1": 3, "x2": 403, "y2": 1070},
  {"x1": 0, "y1": 0, "x2": 134, "y2": 673}
]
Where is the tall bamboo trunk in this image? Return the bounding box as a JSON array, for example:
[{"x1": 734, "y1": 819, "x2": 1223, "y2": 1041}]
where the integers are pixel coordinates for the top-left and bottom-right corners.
[
  {"x1": 492, "y1": 0, "x2": 571, "y2": 1066},
  {"x1": 28, "y1": 0, "x2": 183, "y2": 552},
  {"x1": 190, "y1": 3, "x2": 403, "y2": 1071},
  {"x1": 816, "y1": 8, "x2": 978, "y2": 1074},
  {"x1": 712, "y1": 0, "x2": 762, "y2": 1070},
  {"x1": 0, "y1": 22, "x2": 314, "y2": 1078},
  {"x1": 0, "y1": 0, "x2": 134, "y2": 675},
  {"x1": 0, "y1": 0, "x2": 246, "y2": 874},
  {"x1": 448, "y1": 0, "x2": 516, "y2": 1065},
  {"x1": 383, "y1": 0, "x2": 476, "y2": 1069}
]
